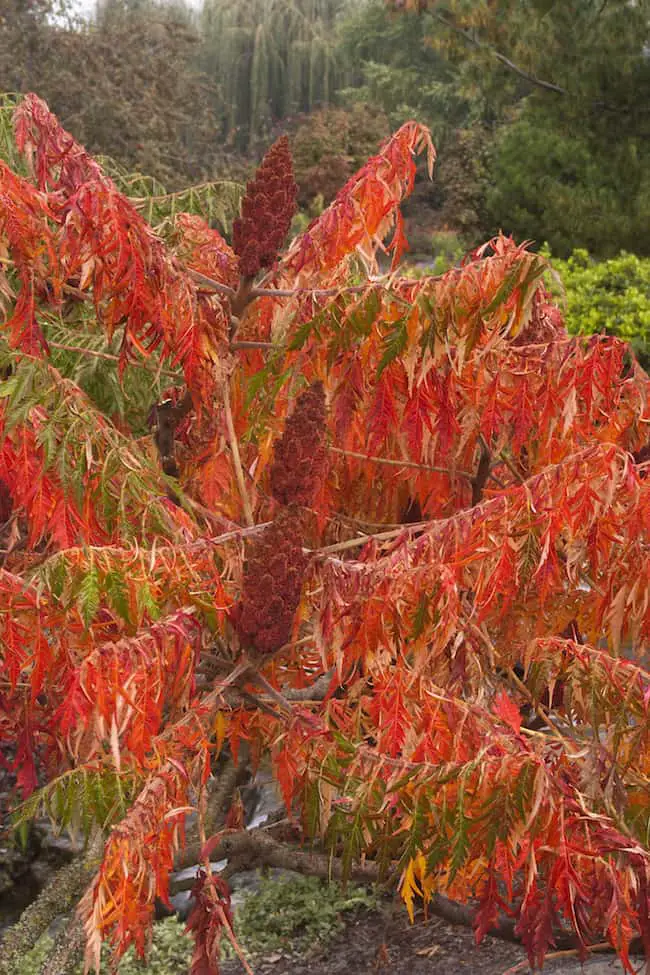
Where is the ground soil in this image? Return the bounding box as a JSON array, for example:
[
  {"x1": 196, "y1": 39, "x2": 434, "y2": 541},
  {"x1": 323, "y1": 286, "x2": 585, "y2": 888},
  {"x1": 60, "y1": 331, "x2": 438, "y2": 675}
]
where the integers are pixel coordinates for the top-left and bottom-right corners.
[{"x1": 221, "y1": 900, "x2": 633, "y2": 975}]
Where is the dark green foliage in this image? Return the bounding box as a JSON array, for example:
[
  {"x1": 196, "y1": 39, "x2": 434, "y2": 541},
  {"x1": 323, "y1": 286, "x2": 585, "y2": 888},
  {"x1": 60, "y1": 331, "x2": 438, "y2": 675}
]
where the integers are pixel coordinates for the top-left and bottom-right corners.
[
  {"x1": 486, "y1": 108, "x2": 650, "y2": 258},
  {"x1": 336, "y1": 2, "x2": 469, "y2": 136},
  {"x1": 0, "y1": 0, "x2": 226, "y2": 188},
  {"x1": 20, "y1": 917, "x2": 192, "y2": 975}
]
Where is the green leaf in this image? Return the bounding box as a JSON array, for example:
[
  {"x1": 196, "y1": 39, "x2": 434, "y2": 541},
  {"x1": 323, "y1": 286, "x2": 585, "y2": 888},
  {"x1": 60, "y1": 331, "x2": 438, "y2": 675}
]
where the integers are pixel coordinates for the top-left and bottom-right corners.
[
  {"x1": 377, "y1": 319, "x2": 407, "y2": 377},
  {"x1": 105, "y1": 570, "x2": 131, "y2": 623},
  {"x1": 77, "y1": 565, "x2": 100, "y2": 629},
  {"x1": 411, "y1": 593, "x2": 430, "y2": 640},
  {"x1": 449, "y1": 779, "x2": 470, "y2": 881},
  {"x1": 137, "y1": 580, "x2": 160, "y2": 621}
]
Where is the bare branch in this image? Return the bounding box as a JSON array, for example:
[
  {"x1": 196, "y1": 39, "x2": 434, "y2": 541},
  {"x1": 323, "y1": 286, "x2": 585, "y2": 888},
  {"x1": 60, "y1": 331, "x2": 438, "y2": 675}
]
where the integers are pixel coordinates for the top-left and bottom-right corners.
[
  {"x1": 283, "y1": 669, "x2": 335, "y2": 701},
  {"x1": 471, "y1": 440, "x2": 492, "y2": 506},
  {"x1": 312, "y1": 520, "x2": 431, "y2": 557},
  {"x1": 430, "y1": 10, "x2": 567, "y2": 95},
  {"x1": 330, "y1": 445, "x2": 474, "y2": 479},
  {"x1": 47, "y1": 341, "x2": 120, "y2": 362},
  {"x1": 189, "y1": 270, "x2": 236, "y2": 298},
  {"x1": 230, "y1": 340, "x2": 277, "y2": 351},
  {"x1": 188, "y1": 268, "x2": 413, "y2": 303}
]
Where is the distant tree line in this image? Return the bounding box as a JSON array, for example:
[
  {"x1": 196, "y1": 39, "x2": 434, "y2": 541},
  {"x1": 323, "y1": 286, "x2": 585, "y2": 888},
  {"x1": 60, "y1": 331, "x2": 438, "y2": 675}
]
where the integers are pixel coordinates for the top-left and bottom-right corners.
[{"x1": 2, "y1": 0, "x2": 648, "y2": 256}]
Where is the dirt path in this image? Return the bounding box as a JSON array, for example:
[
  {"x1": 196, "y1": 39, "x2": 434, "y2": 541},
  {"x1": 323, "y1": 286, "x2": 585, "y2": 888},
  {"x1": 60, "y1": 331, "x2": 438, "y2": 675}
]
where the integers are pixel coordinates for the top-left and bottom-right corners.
[{"x1": 222, "y1": 901, "x2": 634, "y2": 975}]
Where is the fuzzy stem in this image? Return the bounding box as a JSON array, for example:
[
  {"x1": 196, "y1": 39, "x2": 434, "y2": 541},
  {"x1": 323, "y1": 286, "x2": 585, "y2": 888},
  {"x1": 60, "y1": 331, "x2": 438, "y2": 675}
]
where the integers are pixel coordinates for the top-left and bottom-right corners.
[{"x1": 330, "y1": 445, "x2": 474, "y2": 478}]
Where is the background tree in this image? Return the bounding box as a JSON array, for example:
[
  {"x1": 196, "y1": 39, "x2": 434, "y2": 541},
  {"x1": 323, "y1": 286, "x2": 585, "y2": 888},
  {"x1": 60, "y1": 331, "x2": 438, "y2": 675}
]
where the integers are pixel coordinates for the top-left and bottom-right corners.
[
  {"x1": 0, "y1": 94, "x2": 649, "y2": 975},
  {"x1": 0, "y1": 0, "x2": 231, "y2": 187},
  {"x1": 385, "y1": 0, "x2": 650, "y2": 254},
  {"x1": 198, "y1": 0, "x2": 351, "y2": 151}
]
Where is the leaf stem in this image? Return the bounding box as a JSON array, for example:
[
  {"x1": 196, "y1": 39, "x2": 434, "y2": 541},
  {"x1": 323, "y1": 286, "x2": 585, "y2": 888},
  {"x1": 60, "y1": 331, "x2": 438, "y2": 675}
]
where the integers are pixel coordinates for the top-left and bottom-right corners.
[
  {"x1": 330, "y1": 445, "x2": 474, "y2": 478},
  {"x1": 221, "y1": 378, "x2": 254, "y2": 527}
]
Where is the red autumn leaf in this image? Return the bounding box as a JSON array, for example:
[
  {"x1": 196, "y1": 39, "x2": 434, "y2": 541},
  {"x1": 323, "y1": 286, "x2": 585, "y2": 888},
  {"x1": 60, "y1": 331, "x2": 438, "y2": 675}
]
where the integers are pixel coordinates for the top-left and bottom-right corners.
[
  {"x1": 492, "y1": 691, "x2": 522, "y2": 735},
  {"x1": 0, "y1": 95, "x2": 648, "y2": 975}
]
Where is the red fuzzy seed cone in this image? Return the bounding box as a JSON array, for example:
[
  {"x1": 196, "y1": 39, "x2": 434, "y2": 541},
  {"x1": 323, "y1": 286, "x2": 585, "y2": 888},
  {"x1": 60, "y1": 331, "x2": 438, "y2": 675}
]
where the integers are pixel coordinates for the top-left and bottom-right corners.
[
  {"x1": 270, "y1": 382, "x2": 327, "y2": 507},
  {"x1": 233, "y1": 507, "x2": 308, "y2": 656},
  {"x1": 232, "y1": 136, "x2": 297, "y2": 279}
]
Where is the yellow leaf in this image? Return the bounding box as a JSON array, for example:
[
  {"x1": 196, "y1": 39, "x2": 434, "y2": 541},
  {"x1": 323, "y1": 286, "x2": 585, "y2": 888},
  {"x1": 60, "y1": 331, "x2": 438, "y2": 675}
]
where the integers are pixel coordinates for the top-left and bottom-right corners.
[
  {"x1": 214, "y1": 710, "x2": 228, "y2": 758},
  {"x1": 400, "y1": 850, "x2": 428, "y2": 922}
]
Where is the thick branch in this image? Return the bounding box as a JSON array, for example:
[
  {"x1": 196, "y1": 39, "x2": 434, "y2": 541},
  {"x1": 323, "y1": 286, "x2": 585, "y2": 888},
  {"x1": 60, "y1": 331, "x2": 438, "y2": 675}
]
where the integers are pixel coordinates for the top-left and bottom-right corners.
[
  {"x1": 283, "y1": 669, "x2": 335, "y2": 702},
  {"x1": 39, "y1": 915, "x2": 85, "y2": 975},
  {"x1": 172, "y1": 828, "x2": 382, "y2": 893},
  {"x1": 170, "y1": 829, "x2": 594, "y2": 951},
  {"x1": 175, "y1": 751, "x2": 251, "y2": 871},
  {"x1": 0, "y1": 832, "x2": 103, "y2": 975}
]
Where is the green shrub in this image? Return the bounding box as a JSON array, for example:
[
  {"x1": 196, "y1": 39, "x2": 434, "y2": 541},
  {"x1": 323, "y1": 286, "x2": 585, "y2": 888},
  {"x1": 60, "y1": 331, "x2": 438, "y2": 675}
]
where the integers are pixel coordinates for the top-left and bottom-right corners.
[
  {"x1": 231, "y1": 874, "x2": 377, "y2": 957},
  {"x1": 547, "y1": 249, "x2": 650, "y2": 369},
  {"x1": 19, "y1": 917, "x2": 192, "y2": 975},
  {"x1": 429, "y1": 230, "x2": 465, "y2": 274}
]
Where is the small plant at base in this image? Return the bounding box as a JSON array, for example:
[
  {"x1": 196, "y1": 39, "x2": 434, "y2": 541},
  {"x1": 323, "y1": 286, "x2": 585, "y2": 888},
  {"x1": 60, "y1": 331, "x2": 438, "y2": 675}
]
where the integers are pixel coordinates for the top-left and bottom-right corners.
[{"x1": 224, "y1": 875, "x2": 378, "y2": 958}]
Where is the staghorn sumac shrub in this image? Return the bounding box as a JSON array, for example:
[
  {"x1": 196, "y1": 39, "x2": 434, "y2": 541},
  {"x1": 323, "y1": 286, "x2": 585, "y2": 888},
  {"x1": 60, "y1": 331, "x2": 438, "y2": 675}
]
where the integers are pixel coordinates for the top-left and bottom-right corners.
[{"x1": 0, "y1": 93, "x2": 648, "y2": 975}]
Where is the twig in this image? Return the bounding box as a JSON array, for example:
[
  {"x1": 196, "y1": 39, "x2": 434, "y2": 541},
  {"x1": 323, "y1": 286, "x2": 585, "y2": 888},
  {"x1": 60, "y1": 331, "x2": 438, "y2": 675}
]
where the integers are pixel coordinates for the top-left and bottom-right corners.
[
  {"x1": 506, "y1": 665, "x2": 580, "y2": 753},
  {"x1": 313, "y1": 521, "x2": 431, "y2": 557},
  {"x1": 497, "y1": 450, "x2": 526, "y2": 483},
  {"x1": 283, "y1": 669, "x2": 335, "y2": 702},
  {"x1": 197, "y1": 782, "x2": 256, "y2": 975},
  {"x1": 189, "y1": 270, "x2": 236, "y2": 298},
  {"x1": 188, "y1": 268, "x2": 402, "y2": 302},
  {"x1": 230, "y1": 340, "x2": 277, "y2": 351},
  {"x1": 500, "y1": 942, "x2": 613, "y2": 975},
  {"x1": 330, "y1": 445, "x2": 474, "y2": 479},
  {"x1": 430, "y1": 9, "x2": 567, "y2": 95},
  {"x1": 471, "y1": 440, "x2": 492, "y2": 506},
  {"x1": 221, "y1": 379, "x2": 254, "y2": 527},
  {"x1": 47, "y1": 341, "x2": 120, "y2": 362},
  {"x1": 46, "y1": 340, "x2": 180, "y2": 379}
]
